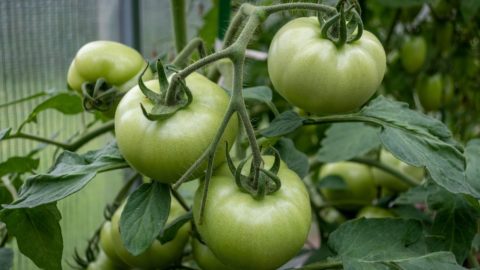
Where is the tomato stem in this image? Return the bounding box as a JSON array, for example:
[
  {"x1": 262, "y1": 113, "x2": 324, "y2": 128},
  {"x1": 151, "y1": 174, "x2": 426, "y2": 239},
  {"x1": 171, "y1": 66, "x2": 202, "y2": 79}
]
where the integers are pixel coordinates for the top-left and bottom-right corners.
[
  {"x1": 172, "y1": 38, "x2": 206, "y2": 68},
  {"x1": 170, "y1": 0, "x2": 187, "y2": 54}
]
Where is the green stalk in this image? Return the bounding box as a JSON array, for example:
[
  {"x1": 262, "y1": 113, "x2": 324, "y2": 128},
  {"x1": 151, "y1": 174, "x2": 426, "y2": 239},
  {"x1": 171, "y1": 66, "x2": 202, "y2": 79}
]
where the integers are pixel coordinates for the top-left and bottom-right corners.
[
  {"x1": 170, "y1": 0, "x2": 187, "y2": 53},
  {"x1": 352, "y1": 157, "x2": 420, "y2": 187}
]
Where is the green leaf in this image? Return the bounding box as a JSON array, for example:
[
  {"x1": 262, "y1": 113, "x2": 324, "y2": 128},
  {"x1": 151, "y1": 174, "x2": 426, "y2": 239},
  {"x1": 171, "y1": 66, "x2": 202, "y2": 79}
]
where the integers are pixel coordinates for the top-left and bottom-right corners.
[
  {"x1": 0, "y1": 248, "x2": 13, "y2": 270},
  {"x1": 374, "y1": 0, "x2": 431, "y2": 8},
  {"x1": 317, "y1": 123, "x2": 381, "y2": 162},
  {"x1": 394, "y1": 186, "x2": 430, "y2": 205},
  {"x1": 0, "y1": 128, "x2": 11, "y2": 141},
  {"x1": 274, "y1": 138, "x2": 309, "y2": 179},
  {"x1": 260, "y1": 111, "x2": 304, "y2": 137},
  {"x1": 3, "y1": 142, "x2": 126, "y2": 209},
  {"x1": 460, "y1": 0, "x2": 480, "y2": 21},
  {"x1": 243, "y1": 86, "x2": 273, "y2": 103},
  {"x1": 317, "y1": 175, "x2": 348, "y2": 190},
  {"x1": 0, "y1": 156, "x2": 39, "y2": 177},
  {"x1": 465, "y1": 139, "x2": 480, "y2": 191},
  {"x1": 120, "y1": 182, "x2": 171, "y2": 256},
  {"x1": 426, "y1": 185, "x2": 480, "y2": 263},
  {"x1": 329, "y1": 218, "x2": 466, "y2": 269},
  {"x1": 20, "y1": 92, "x2": 83, "y2": 128},
  {"x1": 158, "y1": 211, "x2": 192, "y2": 244},
  {"x1": 0, "y1": 204, "x2": 62, "y2": 270},
  {"x1": 360, "y1": 96, "x2": 479, "y2": 198}
]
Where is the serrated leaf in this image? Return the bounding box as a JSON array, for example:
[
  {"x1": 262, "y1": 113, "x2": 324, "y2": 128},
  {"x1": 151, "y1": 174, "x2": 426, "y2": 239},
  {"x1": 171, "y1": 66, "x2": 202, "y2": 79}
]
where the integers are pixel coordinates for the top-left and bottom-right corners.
[
  {"x1": 318, "y1": 175, "x2": 348, "y2": 190},
  {"x1": 260, "y1": 111, "x2": 304, "y2": 137},
  {"x1": 391, "y1": 205, "x2": 431, "y2": 223},
  {"x1": 3, "y1": 142, "x2": 126, "y2": 209},
  {"x1": 0, "y1": 204, "x2": 62, "y2": 270},
  {"x1": 426, "y1": 185, "x2": 480, "y2": 263},
  {"x1": 0, "y1": 248, "x2": 13, "y2": 270},
  {"x1": 317, "y1": 123, "x2": 381, "y2": 162},
  {"x1": 158, "y1": 211, "x2": 192, "y2": 244},
  {"x1": 20, "y1": 92, "x2": 83, "y2": 127},
  {"x1": 274, "y1": 138, "x2": 309, "y2": 178},
  {"x1": 0, "y1": 128, "x2": 11, "y2": 141},
  {"x1": 328, "y1": 218, "x2": 466, "y2": 269},
  {"x1": 120, "y1": 182, "x2": 171, "y2": 255},
  {"x1": 359, "y1": 96, "x2": 479, "y2": 198},
  {"x1": 243, "y1": 86, "x2": 273, "y2": 103},
  {"x1": 460, "y1": 0, "x2": 480, "y2": 21}
]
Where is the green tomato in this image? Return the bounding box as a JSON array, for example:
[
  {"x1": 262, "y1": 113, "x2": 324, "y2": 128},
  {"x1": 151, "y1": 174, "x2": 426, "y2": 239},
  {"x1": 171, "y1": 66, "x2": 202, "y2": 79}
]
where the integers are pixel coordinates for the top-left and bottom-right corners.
[
  {"x1": 99, "y1": 221, "x2": 129, "y2": 268},
  {"x1": 86, "y1": 250, "x2": 118, "y2": 270},
  {"x1": 193, "y1": 156, "x2": 312, "y2": 270},
  {"x1": 268, "y1": 17, "x2": 386, "y2": 115},
  {"x1": 110, "y1": 199, "x2": 191, "y2": 269},
  {"x1": 319, "y1": 162, "x2": 376, "y2": 210},
  {"x1": 372, "y1": 149, "x2": 424, "y2": 192},
  {"x1": 401, "y1": 36, "x2": 427, "y2": 73},
  {"x1": 192, "y1": 238, "x2": 235, "y2": 270},
  {"x1": 67, "y1": 40, "x2": 152, "y2": 93},
  {"x1": 115, "y1": 73, "x2": 238, "y2": 183},
  {"x1": 356, "y1": 206, "x2": 395, "y2": 219},
  {"x1": 416, "y1": 73, "x2": 453, "y2": 111},
  {"x1": 67, "y1": 41, "x2": 153, "y2": 117}
]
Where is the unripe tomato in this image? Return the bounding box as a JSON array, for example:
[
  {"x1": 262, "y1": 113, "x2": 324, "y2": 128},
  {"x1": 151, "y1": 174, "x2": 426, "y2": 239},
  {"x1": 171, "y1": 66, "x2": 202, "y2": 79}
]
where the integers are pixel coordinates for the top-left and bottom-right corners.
[
  {"x1": 356, "y1": 206, "x2": 395, "y2": 219},
  {"x1": 86, "y1": 250, "x2": 118, "y2": 270},
  {"x1": 416, "y1": 73, "x2": 453, "y2": 111},
  {"x1": 319, "y1": 162, "x2": 376, "y2": 210},
  {"x1": 192, "y1": 238, "x2": 235, "y2": 270},
  {"x1": 193, "y1": 156, "x2": 312, "y2": 270},
  {"x1": 268, "y1": 17, "x2": 386, "y2": 115},
  {"x1": 99, "y1": 221, "x2": 129, "y2": 268},
  {"x1": 67, "y1": 41, "x2": 153, "y2": 118},
  {"x1": 115, "y1": 73, "x2": 238, "y2": 183},
  {"x1": 109, "y1": 199, "x2": 190, "y2": 269},
  {"x1": 401, "y1": 36, "x2": 427, "y2": 73},
  {"x1": 372, "y1": 149, "x2": 424, "y2": 192}
]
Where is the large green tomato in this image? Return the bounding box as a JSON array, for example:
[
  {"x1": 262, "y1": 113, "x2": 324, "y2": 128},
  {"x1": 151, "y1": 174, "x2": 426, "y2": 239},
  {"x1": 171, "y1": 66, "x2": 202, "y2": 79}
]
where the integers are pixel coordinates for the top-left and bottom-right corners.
[
  {"x1": 115, "y1": 73, "x2": 238, "y2": 183},
  {"x1": 86, "y1": 250, "x2": 118, "y2": 270},
  {"x1": 319, "y1": 162, "x2": 376, "y2": 210},
  {"x1": 416, "y1": 73, "x2": 453, "y2": 111},
  {"x1": 356, "y1": 206, "x2": 395, "y2": 219},
  {"x1": 372, "y1": 149, "x2": 424, "y2": 192},
  {"x1": 99, "y1": 221, "x2": 129, "y2": 269},
  {"x1": 110, "y1": 199, "x2": 190, "y2": 269},
  {"x1": 192, "y1": 238, "x2": 235, "y2": 270},
  {"x1": 268, "y1": 17, "x2": 386, "y2": 115},
  {"x1": 67, "y1": 41, "x2": 153, "y2": 117},
  {"x1": 400, "y1": 36, "x2": 427, "y2": 73},
  {"x1": 193, "y1": 156, "x2": 312, "y2": 270},
  {"x1": 67, "y1": 40, "x2": 152, "y2": 93}
]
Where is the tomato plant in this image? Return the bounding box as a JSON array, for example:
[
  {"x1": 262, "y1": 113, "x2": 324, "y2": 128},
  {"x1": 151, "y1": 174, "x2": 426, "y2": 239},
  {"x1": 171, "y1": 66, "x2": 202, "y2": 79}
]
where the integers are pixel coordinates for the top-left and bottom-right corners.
[
  {"x1": 400, "y1": 36, "x2": 427, "y2": 73},
  {"x1": 109, "y1": 199, "x2": 190, "y2": 269},
  {"x1": 193, "y1": 157, "x2": 312, "y2": 270},
  {"x1": 1, "y1": 1, "x2": 479, "y2": 270},
  {"x1": 115, "y1": 73, "x2": 238, "y2": 183},
  {"x1": 268, "y1": 17, "x2": 386, "y2": 114},
  {"x1": 319, "y1": 162, "x2": 377, "y2": 210},
  {"x1": 416, "y1": 73, "x2": 454, "y2": 111}
]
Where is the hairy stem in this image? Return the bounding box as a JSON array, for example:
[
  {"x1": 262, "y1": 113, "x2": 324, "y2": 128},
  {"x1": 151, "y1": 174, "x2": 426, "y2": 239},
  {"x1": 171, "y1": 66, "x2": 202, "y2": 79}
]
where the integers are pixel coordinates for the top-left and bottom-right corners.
[{"x1": 172, "y1": 37, "x2": 206, "y2": 68}]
